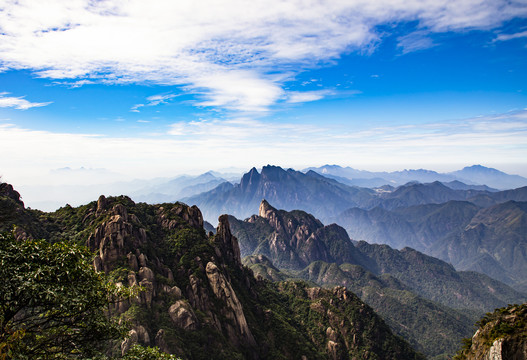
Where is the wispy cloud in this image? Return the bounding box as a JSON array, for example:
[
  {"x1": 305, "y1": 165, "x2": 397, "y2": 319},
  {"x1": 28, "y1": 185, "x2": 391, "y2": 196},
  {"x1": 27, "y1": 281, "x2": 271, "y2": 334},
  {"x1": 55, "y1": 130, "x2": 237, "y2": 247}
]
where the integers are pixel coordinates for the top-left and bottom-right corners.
[
  {"x1": 0, "y1": 92, "x2": 52, "y2": 110},
  {"x1": 0, "y1": 0, "x2": 525, "y2": 112},
  {"x1": 495, "y1": 30, "x2": 527, "y2": 42},
  {"x1": 131, "y1": 93, "x2": 178, "y2": 112},
  {"x1": 53, "y1": 79, "x2": 95, "y2": 88},
  {"x1": 146, "y1": 94, "x2": 178, "y2": 106},
  {"x1": 286, "y1": 90, "x2": 334, "y2": 104},
  {"x1": 397, "y1": 31, "x2": 436, "y2": 54}
]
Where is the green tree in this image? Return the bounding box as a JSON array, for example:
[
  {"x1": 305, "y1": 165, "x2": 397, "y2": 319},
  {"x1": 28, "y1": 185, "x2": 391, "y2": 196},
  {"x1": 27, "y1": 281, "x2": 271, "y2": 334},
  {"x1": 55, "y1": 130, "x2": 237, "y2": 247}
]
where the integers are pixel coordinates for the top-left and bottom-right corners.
[{"x1": 0, "y1": 231, "x2": 128, "y2": 359}]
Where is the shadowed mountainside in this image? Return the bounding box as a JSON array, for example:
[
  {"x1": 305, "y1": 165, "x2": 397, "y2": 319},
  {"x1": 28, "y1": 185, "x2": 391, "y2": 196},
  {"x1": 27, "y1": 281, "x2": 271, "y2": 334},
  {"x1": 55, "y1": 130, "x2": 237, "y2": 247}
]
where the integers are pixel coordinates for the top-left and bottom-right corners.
[{"x1": 229, "y1": 200, "x2": 526, "y2": 359}]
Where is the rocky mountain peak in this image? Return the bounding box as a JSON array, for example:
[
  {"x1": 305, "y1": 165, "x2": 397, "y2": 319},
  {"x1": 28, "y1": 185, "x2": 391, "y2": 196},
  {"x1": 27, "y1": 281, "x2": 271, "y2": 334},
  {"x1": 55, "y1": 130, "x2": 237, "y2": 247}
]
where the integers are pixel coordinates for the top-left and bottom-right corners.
[
  {"x1": 260, "y1": 165, "x2": 287, "y2": 181},
  {"x1": 0, "y1": 182, "x2": 24, "y2": 207},
  {"x1": 96, "y1": 194, "x2": 107, "y2": 213},
  {"x1": 214, "y1": 214, "x2": 242, "y2": 267},
  {"x1": 239, "y1": 167, "x2": 261, "y2": 193},
  {"x1": 258, "y1": 199, "x2": 275, "y2": 219}
]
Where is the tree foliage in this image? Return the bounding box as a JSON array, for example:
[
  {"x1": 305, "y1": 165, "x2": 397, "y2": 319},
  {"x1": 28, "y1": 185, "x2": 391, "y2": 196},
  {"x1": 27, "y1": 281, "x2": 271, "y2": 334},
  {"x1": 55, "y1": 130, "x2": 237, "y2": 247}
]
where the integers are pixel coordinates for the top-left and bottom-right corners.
[
  {"x1": 0, "y1": 231, "x2": 128, "y2": 359},
  {"x1": 121, "y1": 345, "x2": 181, "y2": 360}
]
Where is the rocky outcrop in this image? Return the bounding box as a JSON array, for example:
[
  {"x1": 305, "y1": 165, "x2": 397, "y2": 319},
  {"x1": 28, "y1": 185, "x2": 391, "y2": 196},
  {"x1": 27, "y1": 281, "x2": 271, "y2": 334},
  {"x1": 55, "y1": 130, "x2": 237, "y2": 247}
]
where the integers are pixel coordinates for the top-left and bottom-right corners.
[
  {"x1": 0, "y1": 182, "x2": 24, "y2": 207},
  {"x1": 455, "y1": 303, "x2": 527, "y2": 360},
  {"x1": 206, "y1": 261, "x2": 256, "y2": 347},
  {"x1": 214, "y1": 215, "x2": 242, "y2": 266},
  {"x1": 244, "y1": 200, "x2": 362, "y2": 269},
  {"x1": 121, "y1": 329, "x2": 138, "y2": 356},
  {"x1": 0, "y1": 182, "x2": 44, "y2": 240},
  {"x1": 278, "y1": 282, "x2": 425, "y2": 360},
  {"x1": 157, "y1": 204, "x2": 203, "y2": 230},
  {"x1": 87, "y1": 199, "x2": 147, "y2": 272},
  {"x1": 155, "y1": 329, "x2": 169, "y2": 353},
  {"x1": 168, "y1": 300, "x2": 199, "y2": 331},
  {"x1": 119, "y1": 325, "x2": 151, "y2": 355}
]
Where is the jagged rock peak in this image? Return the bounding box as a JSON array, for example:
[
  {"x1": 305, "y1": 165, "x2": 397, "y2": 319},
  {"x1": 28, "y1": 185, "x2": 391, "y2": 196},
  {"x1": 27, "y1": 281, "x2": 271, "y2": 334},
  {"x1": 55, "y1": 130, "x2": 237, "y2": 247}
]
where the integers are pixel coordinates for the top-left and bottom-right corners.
[
  {"x1": 97, "y1": 195, "x2": 107, "y2": 213},
  {"x1": 240, "y1": 167, "x2": 261, "y2": 192},
  {"x1": 216, "y1": 214, "x2": 242, "y2": 266},
  {"x1": 0, "y1": 182, "x2": 24, "y2": 207},
  {"x1": 260, "y1": 165, "x2": 288, "y2": 181},
  {"x1": 112, "y1": 203, "x2": 129, "y2": 220},
  {"x1": 156, "y1": 203, "x2": 203, "y2": 230},
  {"x1": 258, "y1": 199, "x2": 276, "y2": 219}
]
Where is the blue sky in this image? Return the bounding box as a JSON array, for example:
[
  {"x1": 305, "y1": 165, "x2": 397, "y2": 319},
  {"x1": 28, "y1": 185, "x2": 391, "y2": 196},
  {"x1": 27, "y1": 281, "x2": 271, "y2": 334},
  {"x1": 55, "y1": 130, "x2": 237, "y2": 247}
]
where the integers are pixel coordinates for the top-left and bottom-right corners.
[{"x1": 1, "y1": 0, "x2": 527, "y2": 188}]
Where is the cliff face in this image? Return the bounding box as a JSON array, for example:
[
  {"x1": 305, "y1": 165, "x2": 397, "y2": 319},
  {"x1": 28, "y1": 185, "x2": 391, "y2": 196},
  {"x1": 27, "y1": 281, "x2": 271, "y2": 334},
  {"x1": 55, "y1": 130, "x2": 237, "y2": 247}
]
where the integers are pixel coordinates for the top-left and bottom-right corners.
[{"x1": 454, "y1": 303, "x2": 527, "y2": 360}]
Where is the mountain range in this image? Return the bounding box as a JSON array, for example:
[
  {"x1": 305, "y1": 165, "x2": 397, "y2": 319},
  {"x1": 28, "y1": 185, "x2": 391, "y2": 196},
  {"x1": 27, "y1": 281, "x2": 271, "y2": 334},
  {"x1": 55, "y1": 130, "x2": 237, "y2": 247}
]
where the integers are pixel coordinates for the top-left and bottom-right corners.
[
  {"x1": 17, "y1": 170, "x2": 236, "y2": 212},
  {"x1": 305, "y1": 164, "x2": 527, "y2": 190},
  {"x1": 186, "y1": 165, "x2": 527, "y2": 223},
  {"x1": 228, "y1": 200, "x2": 526, "y2": 359},
  {"x1": 184, "y1": 165, "x2": 377, "y2": 222},
  {"x1": 3, "y1": 163, "x2": 527, "y2": 359},
  {"x1": 334, "y1": 199, "x2": 527, "y2": 292},
  {"x1": 0, "y1": 183, "x2": 424, "y2": 360},
  {"x1": 182, "y1": 165, "x2": 527, "y2": 296}
]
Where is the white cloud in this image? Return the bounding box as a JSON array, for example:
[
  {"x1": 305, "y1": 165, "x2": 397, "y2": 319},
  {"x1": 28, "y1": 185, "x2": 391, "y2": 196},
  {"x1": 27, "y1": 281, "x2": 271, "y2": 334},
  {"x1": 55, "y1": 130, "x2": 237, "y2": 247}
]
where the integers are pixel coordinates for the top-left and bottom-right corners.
[
  {"x1": 146, "y1": 94, "x2": 178, "y2": 106},
  {"x1": 131, "y1": 93, "x2": 178, "y2": 112},
  {"x1": 130, "y1": 104, "x2": 144, "y2": 113},
  {"x1": 53, "y1": 79, "x2": 95, "y2": 88},
  {"x1": 495, "y1": 30, "x2": 527, "y2": 41},
  {"x1": 0, "y1": 92, "x2": 52, "y2": 110},
  {"x1": 0, "y1": 0, "x2": 525, "y2": 112},
  {"x1": 397, "y1": 31, "x2": 436, "y2": 54},
  {"x1": 286, "y1": 90, "x2": 334, "y2": 103}
]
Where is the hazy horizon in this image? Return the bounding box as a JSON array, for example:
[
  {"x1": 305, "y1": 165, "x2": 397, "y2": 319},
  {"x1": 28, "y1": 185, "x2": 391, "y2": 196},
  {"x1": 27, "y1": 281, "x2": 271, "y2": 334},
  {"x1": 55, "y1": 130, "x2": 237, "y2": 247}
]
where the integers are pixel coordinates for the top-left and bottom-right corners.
[{"x1": 3, "y1": 162, "x2": 526, "y2": 213}]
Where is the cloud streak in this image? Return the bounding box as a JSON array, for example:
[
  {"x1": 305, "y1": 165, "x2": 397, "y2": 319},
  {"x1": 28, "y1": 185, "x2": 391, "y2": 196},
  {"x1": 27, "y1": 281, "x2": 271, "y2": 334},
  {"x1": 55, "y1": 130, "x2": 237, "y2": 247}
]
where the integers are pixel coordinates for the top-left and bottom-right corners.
[
  {"x1": 0, "y1": 0, "x2": 525, "y2": 112},
  {"x1": 0, "y1": 92, "x2": 52, "y2": 110},
  {"x1": 131, "y1": 94, "x2": 179, "y2": 112},
  {"x1": 495, "y1": 30, "x2": 527, "y2": 42}
]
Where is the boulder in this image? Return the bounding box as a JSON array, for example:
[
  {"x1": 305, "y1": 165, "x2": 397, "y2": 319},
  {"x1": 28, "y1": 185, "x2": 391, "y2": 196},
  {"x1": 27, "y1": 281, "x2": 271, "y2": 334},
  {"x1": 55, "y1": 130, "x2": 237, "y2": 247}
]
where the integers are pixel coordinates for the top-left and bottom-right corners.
[{"x1": 168, "y1": 300, "x2": 199, "y2": 330}]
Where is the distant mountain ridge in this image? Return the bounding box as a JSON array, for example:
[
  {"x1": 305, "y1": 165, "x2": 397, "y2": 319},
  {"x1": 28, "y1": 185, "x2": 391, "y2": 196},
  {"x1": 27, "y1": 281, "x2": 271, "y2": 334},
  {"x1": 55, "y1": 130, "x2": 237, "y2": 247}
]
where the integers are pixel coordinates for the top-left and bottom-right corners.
[
  {"x1": 305, "y1": 164, "x2": 527, "y2": 190},
  {"x1": 333, "y1": 199, "x2": 527, "y2": 292},
  {"x1": 18, "y1": 171, "x2": 233, "y2": 212},
  {"x1": 130, "y1": 171, "x2": 228, "y2": 203},
  {"x1": 184, "y1": 165, "x2": 377, "y2": 222},
  {"x1": 429, "y1": 200, "x2": 527, "y2": 291},
  {"x1": 185, "y1": 165, "x2": 526, "y2": 224}
]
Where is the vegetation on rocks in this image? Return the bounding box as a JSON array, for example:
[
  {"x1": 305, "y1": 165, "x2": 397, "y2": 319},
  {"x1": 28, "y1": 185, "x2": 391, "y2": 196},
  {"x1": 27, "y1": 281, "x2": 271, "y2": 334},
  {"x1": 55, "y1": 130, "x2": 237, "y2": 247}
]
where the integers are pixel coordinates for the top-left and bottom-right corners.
[
  {"x1": 453, "y1": 303, "x2": 527, "y2": 360},
  {"x1": 0, "y1": 183, "x2": 425, "y2": 359}
]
